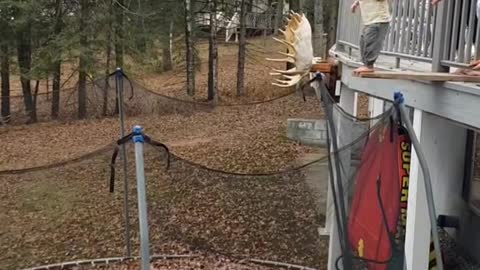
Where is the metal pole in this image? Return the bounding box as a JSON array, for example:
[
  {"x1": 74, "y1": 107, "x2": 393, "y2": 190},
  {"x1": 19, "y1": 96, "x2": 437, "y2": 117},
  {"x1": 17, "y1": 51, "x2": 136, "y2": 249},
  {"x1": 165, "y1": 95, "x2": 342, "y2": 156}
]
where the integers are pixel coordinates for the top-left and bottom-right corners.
[
  {"x1": 115, "y1": 67, "x2": 131, "y2": 257},
  {"x1": 132, "y1": 125, "x2": 151, "y2": 270},
  {"x1": 396, "y1": 93, "x2": 444, "y2": 270}
]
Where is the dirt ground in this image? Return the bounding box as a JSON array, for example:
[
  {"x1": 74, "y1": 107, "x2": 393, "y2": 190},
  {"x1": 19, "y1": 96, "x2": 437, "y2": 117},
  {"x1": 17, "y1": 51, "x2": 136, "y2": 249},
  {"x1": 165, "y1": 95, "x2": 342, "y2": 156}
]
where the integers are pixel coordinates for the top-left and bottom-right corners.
[{"x1": 0, "y1": 37, "x2": 342, "y2": 270}]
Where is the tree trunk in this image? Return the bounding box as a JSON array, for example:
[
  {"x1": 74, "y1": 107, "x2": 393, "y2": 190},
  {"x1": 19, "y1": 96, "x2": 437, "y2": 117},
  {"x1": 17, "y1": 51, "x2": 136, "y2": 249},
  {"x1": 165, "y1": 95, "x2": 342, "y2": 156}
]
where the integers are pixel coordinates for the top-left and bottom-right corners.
[
  {"x1": 1, "y1": 43, "x2": 10, "y2": 123},
  {"x1": 114, "y1": 0, "x2": 123, "y2": 114},
  {"x1": 185, "y1": 0, "x2": 195, "y2": 96},
  {"x1": 313, "y1": 0, "x2": 325, "y2": 57},
  {"x1": 51, "y1": 0, "x2": 63, "y2": 119},
  {"x1": 115, "y1": 0, "x2": 124, "y2": 68},
  {"x1": 136, "y1": 0, "x2": 147, "y2": 53},
  {"x1": 287, "y1": 0, "x2": 300, "y2": 70},
  {"x1": 16, "y1": 26, "x2": 36, "y2": 124},
  {"x1": 324, "y1": 0, "x2": 339, "y2": 50},
  {"x1": 289, "y1": 0, "x2": 301, "y2": 12},
  {"x1": 247, "y1": 0, "x2": 254, "y2": 12},
  {"x1": 78, "y1": 0, "x2": 88, "y2": 119},
  {"x1": 162, "y1": 21, "x2": 174, "y2": 72},
  {"x1": 236, "y1": 0, "x2": 247, "y2": 96},
  {"x1": 208, "y1": 0, "x2": 218, "y2": 103},
  {"x1": 104, "y1": 0, "x2": 114, "y2": 116},
  {"x1": 33, "y1": 80, "x2": 40, "y2": 113},
  {"x1": 274, "y1": 0, "x2": 284, "y2": 35}
]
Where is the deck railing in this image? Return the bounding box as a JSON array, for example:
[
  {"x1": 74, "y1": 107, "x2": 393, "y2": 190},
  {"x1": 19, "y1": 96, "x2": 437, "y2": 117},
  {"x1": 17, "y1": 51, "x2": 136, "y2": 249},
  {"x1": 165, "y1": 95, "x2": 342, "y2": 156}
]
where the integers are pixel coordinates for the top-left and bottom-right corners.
[{"x1": 337, "y1": 0, "x2": 480, "y2": 69}]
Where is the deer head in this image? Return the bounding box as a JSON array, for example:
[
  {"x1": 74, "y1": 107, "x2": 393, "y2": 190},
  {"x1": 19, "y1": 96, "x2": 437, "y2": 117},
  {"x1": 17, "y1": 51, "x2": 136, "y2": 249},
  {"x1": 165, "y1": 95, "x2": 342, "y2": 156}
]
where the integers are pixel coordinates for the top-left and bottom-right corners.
[{"x1": 267, "y1": 11, "x2": 314, "y2": 88}]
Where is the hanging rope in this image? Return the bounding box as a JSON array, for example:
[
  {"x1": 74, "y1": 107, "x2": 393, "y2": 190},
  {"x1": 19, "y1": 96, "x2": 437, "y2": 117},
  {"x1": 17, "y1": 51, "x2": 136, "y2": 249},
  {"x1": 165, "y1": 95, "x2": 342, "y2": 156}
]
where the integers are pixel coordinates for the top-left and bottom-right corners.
[{"x1": 109, "y1": 132, "x2": 170, "y2": 192}]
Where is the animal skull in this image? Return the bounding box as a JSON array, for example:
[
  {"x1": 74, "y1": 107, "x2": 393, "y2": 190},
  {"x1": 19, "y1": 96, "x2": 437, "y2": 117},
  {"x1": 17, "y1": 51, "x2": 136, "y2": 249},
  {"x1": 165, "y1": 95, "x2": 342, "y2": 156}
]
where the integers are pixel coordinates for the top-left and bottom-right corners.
[{"x1": 267, "y1": 11, "x2": 314, "y2": 88}]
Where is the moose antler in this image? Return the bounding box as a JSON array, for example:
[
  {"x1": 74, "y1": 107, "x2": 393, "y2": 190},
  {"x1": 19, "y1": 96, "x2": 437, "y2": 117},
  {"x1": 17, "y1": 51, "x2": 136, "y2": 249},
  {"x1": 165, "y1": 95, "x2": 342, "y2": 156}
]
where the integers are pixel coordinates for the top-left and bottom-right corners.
[{"x1": 267, "y1": 11, "x2": 314, "y2": 88}]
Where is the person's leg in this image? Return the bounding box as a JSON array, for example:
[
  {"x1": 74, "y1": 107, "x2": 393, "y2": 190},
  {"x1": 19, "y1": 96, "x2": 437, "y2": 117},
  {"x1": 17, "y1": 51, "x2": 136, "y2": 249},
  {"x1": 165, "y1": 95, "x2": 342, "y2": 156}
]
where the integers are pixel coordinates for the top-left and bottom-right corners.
[
  {"x1": 355, "y1": 24, "x2": 376, "y2": 74},
  {"x1": 354, "y1": 23, "x2": 389, "y2": 74},
  {"x1": 359, "y1": 26, "x2": 367, "y2": 66}
]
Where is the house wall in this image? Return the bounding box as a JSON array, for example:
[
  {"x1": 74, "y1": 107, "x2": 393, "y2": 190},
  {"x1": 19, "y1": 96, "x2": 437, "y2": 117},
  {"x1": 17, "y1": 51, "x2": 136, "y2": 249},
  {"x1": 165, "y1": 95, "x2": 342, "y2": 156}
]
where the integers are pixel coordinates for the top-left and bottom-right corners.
[{"x1": 420, "y1": 112, "x2": 467, "y2": 219}]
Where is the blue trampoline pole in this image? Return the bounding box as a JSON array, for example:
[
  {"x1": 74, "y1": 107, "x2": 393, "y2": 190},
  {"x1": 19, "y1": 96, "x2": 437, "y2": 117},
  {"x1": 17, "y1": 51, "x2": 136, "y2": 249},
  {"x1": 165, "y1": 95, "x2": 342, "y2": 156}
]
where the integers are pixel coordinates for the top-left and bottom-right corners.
[{"x1": 132, "y1": 125, "x2": 151, "y2": 270}]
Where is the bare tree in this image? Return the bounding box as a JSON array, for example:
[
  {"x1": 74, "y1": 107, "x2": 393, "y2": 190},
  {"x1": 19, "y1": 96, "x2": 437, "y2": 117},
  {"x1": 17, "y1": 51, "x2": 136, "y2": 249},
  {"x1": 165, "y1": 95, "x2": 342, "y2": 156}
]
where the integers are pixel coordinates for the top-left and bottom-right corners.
[
  {"x1": 313, "y1": 0, "x2": 324, "y2": 57},
  {"x1": 208, "y1": 0, "x2": 219, "y2": 103},
  {"x1": 51, "y1": 0, "x2": 63, "y2": 119},
  {"x1": 115, "y1": 0, "x2": 124, "y2": 68},
  {"x1": 78, "y1": 0, "x2": 89, "y2": 119},
  {"x1": 274, "y1": 0, "x2": 284, "y2": 35},
  {"x1": 1, "y1": 42, "x2": 9, "y2": 123},
  {"x1": 114, "y1": 0, "x2": 124, "y2": 114},
  {"x1": 236, "y1": 0, "x2": 247, "y2": 96},
  {"x1": 104, "y1": 0, "x2": 114, "y2": 116},
  {"x1": 289, "y1": 0, "x2": 301, "y2": 12},
  {"x1": 17, "y1": 23, "x2": 36, "y2": 123},
  {"x1": 287, "y1": 0, "x2": 300, "y2": 70},
  {"x1": 163, "y1": 20, "x2": 174, "y2": 72},
  {"x1": 185, "y1": 0, "x2": 196, "y2": 96},
  {"x1": 325, "y1": 0, "x2": 339, "y2": 50}
]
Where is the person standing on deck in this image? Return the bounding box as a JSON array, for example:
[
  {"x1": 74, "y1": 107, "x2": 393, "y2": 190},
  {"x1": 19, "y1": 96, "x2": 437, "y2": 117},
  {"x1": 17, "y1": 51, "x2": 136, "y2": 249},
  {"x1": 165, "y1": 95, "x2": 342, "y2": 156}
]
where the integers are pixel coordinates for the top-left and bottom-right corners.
[{"x1": 351, "y1": 0, "x2": 391, "y2": 74}]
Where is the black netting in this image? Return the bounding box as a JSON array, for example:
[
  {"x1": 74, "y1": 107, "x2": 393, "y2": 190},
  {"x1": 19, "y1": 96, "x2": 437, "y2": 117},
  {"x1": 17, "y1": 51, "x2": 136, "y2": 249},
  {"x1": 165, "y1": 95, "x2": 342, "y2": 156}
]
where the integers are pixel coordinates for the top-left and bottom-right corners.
[
  {"x1": 320, "y1": 81, "x2": 404, "y2": 270},
  {"x1": 0, "y1": 84, "x2": 390, "y2": 270},
  {"x1": 319, "y1": 85, "x2": 480, "y2": 270},
  {"x1": 3, "y1": 71, "x2": 476, "y2": 270}
]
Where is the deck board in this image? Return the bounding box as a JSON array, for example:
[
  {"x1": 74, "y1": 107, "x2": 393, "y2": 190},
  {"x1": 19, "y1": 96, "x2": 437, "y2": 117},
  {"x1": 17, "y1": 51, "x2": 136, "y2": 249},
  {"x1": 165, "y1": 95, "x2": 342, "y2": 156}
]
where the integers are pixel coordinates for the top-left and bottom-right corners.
[{"x1": 355, "y1": 71, "x2": 480, "y2": 82}]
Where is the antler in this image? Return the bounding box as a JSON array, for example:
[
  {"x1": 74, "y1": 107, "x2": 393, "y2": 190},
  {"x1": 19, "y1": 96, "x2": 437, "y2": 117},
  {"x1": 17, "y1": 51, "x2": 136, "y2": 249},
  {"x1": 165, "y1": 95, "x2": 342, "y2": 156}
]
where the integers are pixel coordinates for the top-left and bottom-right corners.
[{"x1": 267, "y1": 12, "x2": 314, "y2": 88}]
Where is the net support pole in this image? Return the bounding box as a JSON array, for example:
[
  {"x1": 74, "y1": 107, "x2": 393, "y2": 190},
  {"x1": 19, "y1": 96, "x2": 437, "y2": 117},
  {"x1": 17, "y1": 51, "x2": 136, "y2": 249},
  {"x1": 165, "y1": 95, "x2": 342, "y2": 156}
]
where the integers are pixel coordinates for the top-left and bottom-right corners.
[
  {"x1": 132, "y1": 125, "x2": 151, "y2": 270},
  {"x1": 394, "y1": 92, "x2": 444, "y2": 270},
  {"x1": 115, "y1": 67, "x2": 132, "y2": 257}
]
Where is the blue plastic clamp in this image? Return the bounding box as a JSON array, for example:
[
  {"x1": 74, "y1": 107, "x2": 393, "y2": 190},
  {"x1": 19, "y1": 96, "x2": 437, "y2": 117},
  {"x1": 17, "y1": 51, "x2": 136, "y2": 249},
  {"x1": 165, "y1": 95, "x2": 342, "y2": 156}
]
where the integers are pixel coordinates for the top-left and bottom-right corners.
[
  {"x1": 132, "y1": 125, "x2": 144, "y2": 143},
  {"x1": 394, "y1": 91, "x2": 404, "y2": 104}
]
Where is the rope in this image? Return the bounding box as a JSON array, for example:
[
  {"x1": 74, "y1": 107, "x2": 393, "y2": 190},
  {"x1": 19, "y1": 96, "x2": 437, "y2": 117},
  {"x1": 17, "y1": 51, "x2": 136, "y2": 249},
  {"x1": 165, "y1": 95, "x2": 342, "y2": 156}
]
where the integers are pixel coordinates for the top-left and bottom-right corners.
[
  {"x1": 131, "y1": 80, "x2": 299, "y2": 107},
  {"x1": 0, "y1": 144, "x2": 114, "y2": 175},
  {"x1": 109, "y1": 132, "x2": 170, "y2": 192},
  {"x1": 0, "y1": 103, "x2": 392, "y2": 178}
]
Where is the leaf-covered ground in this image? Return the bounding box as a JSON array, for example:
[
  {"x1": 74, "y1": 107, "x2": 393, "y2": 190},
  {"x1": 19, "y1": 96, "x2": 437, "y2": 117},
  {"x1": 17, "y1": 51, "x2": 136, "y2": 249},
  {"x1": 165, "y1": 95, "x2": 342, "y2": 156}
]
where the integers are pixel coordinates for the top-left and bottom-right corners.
[{"x1": 0, "y1": 37, "x2": 350, "y2": 270}]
